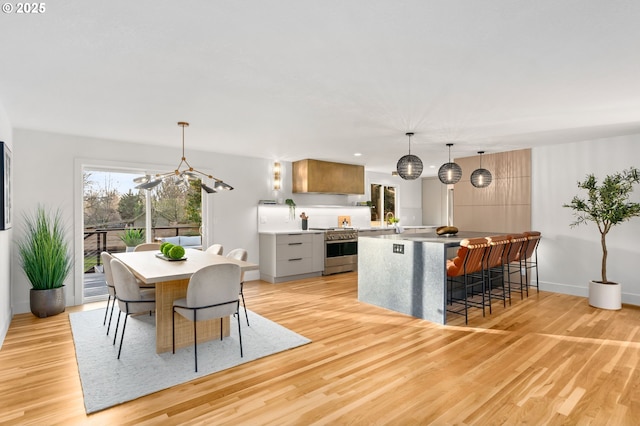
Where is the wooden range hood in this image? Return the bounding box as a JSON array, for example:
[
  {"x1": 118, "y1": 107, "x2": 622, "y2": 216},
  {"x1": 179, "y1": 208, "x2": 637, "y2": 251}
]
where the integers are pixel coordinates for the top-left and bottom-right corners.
[{"x1": 292, "y1": 159, "x2": 364, "y2": 194}]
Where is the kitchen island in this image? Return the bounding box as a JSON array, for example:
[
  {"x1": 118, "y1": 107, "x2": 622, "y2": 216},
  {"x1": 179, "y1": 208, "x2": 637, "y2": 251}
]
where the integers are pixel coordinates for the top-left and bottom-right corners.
[{"x1": 357, "y1": 231, "x2": 491, "y2": 324}]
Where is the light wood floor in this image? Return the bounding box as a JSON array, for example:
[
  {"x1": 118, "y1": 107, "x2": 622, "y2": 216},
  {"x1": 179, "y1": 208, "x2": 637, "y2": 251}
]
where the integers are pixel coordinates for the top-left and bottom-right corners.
[{"x1": 2, "y1": 272, "x2": 640, "y2": 425}]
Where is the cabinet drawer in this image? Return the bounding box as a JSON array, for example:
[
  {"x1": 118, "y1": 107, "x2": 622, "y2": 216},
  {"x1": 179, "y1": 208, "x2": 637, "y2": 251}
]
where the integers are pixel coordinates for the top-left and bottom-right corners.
[
  {"x1": 276, "y1": 257, "x2": 314, "y2": 276},
  {"x1": 276, "y1": 233, "x2": 313, "y2": 245},
  {"x1": 276, "y1": 242, "x2": 312, "y2": 260}
]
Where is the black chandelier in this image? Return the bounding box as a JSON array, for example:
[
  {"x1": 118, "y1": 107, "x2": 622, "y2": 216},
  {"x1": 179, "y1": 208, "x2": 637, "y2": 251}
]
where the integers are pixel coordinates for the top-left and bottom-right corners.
[
  {"x1": 470, "y1": 151, "x2": 492, "y2": 188},
  {"x1": 396, "y1": 132, "x2": 423, "y2": 180},
  {"x1": 438, "y1": 143, "x2": 462, "y2": 184},
  {"x1": 133, "y1": 122, "x2": 233, "y2": 193}
]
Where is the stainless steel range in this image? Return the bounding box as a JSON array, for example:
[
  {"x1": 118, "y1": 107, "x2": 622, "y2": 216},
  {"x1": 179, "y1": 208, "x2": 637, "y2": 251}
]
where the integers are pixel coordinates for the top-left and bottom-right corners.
[{"x1": 311, "y1": 228, "x2": 358, "y2": 275}]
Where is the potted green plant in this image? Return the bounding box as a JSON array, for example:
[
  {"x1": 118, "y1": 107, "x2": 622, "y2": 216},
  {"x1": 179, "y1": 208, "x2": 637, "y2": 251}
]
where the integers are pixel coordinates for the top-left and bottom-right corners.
[
  {"x1": 120, "y1": 228, "x2": 145, "y2": 251},
  {"x1": 18, "y1": 206, "x2": 72, "y2": 318},
  {"x1": 563, "y1": 167, "x2": 640, "y2": 309},
  {"x1": 285, "y1": 198, "x2": 296, "y2": 220}
]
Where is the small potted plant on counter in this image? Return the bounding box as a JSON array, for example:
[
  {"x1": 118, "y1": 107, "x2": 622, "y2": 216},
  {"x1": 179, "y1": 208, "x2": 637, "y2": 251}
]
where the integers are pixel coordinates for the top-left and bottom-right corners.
[
  {"x1": 563, "y1": 167, "x2": 640, "y2": 310},
  {"x1": 300, "y1": 212, "x2": 309, "y2": 230},
  {"x1": 18, "y1": 206, "x2": 72, "y2": 318}
]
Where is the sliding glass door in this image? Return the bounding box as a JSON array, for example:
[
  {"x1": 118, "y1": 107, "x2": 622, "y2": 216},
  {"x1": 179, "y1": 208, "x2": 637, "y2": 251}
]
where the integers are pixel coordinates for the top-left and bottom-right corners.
[{"x1": 82, "y1": 168, "x2": 202, "y2": 301}]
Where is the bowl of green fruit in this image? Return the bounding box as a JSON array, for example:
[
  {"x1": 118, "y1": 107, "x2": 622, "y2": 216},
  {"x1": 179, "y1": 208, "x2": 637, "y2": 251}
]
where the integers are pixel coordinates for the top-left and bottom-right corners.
[{"x1": 156, "y1": 242, "x2": 187, "y2": 261}]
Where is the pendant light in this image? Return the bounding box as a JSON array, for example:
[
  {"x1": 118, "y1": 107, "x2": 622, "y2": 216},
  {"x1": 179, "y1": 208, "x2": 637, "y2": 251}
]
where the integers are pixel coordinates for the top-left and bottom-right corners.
[
  {"x1": 133, "y1": 122, "x2": 233, "y2": 193},
  {"x1": 470, "y1": 151, "x2": 492, "y2": 188},
  {"x1": 396, "y1": 132, "x2": 423, "y2": 180},
  {"x1": 438, "y1": 143, "x2": 462, "y2": 184}
]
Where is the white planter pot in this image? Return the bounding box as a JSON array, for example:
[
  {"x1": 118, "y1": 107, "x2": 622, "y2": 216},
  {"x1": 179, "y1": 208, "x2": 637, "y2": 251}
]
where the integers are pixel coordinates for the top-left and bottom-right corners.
[{"x1": 588, "y1": 280, "x2": 621, "y2": 310}]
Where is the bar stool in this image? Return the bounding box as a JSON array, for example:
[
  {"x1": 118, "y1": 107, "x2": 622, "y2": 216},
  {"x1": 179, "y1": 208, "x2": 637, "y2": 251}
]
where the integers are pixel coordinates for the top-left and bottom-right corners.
[
  {"x1": 446, "y1": 238, "x2": 489, "y2": 324},
  {"x1": 521, "y1": 231, "x2": 541, "y2": 293},
  {"x1": 504, "y1": 233, "x2": 527, "y2": 298},
  {"x1": 484, "y1": 235, "x2": 512, "y2": 310}
]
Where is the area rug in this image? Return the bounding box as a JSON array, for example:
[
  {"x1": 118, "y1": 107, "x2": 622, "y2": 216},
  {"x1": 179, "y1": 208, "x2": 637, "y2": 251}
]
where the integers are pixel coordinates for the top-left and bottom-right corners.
[{"x1": 69, "y1": 308, "x2": 311, "y2": 413}]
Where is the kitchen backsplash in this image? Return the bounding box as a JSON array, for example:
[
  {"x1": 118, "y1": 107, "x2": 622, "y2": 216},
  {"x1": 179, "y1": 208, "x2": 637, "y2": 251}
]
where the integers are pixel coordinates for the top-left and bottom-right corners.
[{"x1": 257, "y1": 205, "x2": 371, "y2": 232}]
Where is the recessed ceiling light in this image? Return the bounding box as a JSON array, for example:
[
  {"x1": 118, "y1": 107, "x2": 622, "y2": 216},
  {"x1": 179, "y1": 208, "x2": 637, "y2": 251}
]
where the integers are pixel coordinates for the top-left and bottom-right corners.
[
  {"x1": 429, "y1": 165, "x2": 436, "y2": 169},
  {"x1": 354, "y1": 153, "x2": 362, "y2": 157}
]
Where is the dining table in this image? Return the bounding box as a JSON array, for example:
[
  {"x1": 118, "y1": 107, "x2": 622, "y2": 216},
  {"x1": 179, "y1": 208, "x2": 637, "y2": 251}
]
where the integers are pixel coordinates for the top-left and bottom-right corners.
[{"x1": 112, "y1": 248, "x2": 259, "y2": 353}]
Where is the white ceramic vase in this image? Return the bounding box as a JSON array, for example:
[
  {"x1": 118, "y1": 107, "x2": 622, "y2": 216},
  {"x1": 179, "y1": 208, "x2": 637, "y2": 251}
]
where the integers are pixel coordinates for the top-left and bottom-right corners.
[{"x1": 588, "y1": 280, "x2": 621, "y2": 310}]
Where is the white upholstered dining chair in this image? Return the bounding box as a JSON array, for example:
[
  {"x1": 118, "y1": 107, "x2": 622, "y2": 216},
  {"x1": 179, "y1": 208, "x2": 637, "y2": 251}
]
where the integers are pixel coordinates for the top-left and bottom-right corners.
[
  {"x1": 172, "y1": 263, "x2": 243, "y2": 372},
  {"x1": 205, "y1": 243, "x2": 224, "y2": 256},
  {"x1": 226, "y1": 248, "x2": 249, "y2": 326},
  {"x1": 110, "y1": 258, "x2": 156, "y2": 359},
  {"x1": 134, "y1": 242, "x2": 161, "y2": 252},
  {"x1": 100, "y1": 251, "x2": 117, "y2": 335}
]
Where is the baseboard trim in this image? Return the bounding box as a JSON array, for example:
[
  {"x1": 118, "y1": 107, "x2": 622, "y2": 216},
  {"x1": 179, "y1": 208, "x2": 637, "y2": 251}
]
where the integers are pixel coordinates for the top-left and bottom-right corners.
[{"x1": 540, "y1": 281, "x2": 640, "y2": 307}]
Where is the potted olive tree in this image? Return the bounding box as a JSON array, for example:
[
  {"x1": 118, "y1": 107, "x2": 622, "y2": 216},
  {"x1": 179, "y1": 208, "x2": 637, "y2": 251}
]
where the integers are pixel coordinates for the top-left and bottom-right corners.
[
  {"x1": 563, "y1": 167, "x2": 640, "y2": 309},
  {"x1": 120, "y1": 228, "x2": 145, "y2": 251},
  {"x1": 18, "y1": 206, "x2": 72, "y2": 318}
]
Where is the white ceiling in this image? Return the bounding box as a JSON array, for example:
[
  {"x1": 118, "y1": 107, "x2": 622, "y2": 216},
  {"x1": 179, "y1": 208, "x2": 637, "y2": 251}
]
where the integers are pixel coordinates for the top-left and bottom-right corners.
[{"x1": 1, "y1": 0, "x2": 640, "y2": 175}]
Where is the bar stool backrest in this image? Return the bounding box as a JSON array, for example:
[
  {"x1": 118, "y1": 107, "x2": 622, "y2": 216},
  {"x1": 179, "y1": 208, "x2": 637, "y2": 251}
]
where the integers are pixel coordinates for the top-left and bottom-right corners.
[
  {"x1": 507, "y1": 233, "x2": 527, "y2": 263},
  {"x1": 485, "y1": 235, "x2": 511, "y2": 268},
  {"x1": 448, "y1": 238, "x2": 487, "y2": 277},
  {"x1": 461, "y1": 238, "x2": 490, "y2": 275},
  {"x1": 521, "y1": 231, "x2": 541, "y2": 261}
]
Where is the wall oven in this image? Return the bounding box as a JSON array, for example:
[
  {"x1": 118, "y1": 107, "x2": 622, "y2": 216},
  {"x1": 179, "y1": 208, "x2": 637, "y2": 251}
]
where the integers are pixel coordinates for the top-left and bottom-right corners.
[{"x1": 312, "y1": 228, "x2": 358, "y2": 275}]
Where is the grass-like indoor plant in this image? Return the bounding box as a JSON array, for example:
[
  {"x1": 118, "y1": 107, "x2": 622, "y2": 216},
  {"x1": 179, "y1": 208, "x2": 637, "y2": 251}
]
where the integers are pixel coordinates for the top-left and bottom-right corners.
[
  {"x1": 120, "y1": 228, "x2": 145, "y2": 251},
  {"x1": 18, "y1": 206, "x2": 72, "y2": 317},
  {"x1": 563, "y1": 167, "x2": 640, "y2": 309}
]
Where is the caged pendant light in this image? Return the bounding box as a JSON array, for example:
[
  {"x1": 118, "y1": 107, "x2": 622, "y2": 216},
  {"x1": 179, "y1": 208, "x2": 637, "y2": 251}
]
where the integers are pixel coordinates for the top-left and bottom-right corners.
[
  {"x1": 470, "y1": 151, "x2": 492, "y2": 188},
  {"x1": 438, "y1": 143, "x2": 462, "y2": 184},
  {"x1": 396, "y1": 132, "x2": 423, "y2": 180},
  {"x1": 133, "y1": 122, "x2": 233, "y2": 194}
]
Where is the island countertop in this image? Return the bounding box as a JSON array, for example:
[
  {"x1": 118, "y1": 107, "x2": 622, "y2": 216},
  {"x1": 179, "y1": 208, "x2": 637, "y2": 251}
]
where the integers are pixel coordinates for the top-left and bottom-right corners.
[{"x1": 360, "y1": 230, "x2": 498, "y2": 246}]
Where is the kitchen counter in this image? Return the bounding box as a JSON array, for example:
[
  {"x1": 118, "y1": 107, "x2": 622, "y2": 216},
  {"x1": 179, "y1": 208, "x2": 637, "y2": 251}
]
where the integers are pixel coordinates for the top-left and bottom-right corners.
[{"x1": 258, "y1": 230, "x2": 324, "y2": 235}]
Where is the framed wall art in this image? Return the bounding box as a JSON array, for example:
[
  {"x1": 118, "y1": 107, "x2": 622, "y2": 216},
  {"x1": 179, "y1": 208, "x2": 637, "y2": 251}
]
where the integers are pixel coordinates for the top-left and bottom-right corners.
[{"x1": 1, "y1": 141, "x2": 12, "y2": 230}]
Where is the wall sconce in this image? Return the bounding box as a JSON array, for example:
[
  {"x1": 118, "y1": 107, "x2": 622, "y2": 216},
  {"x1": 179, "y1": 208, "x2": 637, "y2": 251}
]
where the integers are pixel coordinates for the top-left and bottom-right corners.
[{"x1": 273, "y1": 162, "x2": 282, "y2": 191}]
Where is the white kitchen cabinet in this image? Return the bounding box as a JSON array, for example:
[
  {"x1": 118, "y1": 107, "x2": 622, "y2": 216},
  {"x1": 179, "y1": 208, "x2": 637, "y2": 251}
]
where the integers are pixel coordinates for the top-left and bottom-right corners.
[{"x1": 259, "y1": 232, "x2": 324, "y2": 283}]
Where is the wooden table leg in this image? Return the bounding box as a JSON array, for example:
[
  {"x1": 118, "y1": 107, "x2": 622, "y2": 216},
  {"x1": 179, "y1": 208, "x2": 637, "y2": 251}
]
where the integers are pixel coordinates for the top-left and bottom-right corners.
[{"x1": 154, "y1": 279, "x2": 230, "y2": 353}]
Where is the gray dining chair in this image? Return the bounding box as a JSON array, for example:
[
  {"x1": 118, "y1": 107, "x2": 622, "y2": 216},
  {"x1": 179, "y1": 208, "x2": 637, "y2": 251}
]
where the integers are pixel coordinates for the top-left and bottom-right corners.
[
  {"x1": 110, "y1": 258, "x2": 156, "y2": 359},
  {"x1": 205, "y1": 244, "x2": 224, "y2": 256},
  {"x1": 172, "y1": 263, "x2": 243, "y2": 372},
  {"x1": 226, "y1": 248, "x2": 249, "y2": 326}
]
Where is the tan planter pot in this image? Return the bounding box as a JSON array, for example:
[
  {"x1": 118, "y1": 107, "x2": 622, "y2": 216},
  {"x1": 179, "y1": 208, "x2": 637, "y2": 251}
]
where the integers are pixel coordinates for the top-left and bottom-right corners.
[{"x1": 588, "y1": 280, "x2": 621, "y2": 310}]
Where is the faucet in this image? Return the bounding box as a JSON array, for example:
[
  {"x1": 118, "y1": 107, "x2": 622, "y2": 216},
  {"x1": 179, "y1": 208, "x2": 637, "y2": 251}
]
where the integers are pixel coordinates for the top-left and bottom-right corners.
[{"x1": 385, "y1": 212, "x2": 394, "y2": 225}]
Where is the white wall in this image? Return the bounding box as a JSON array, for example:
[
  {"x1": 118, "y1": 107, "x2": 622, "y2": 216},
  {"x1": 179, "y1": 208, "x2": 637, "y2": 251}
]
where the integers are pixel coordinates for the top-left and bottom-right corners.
[
  {"x1": 532, "y1": 136, "x2": 640, "y2": 305},
  {"x1": 0, "y1": 101, "x2": 12, "y2": 347}
]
